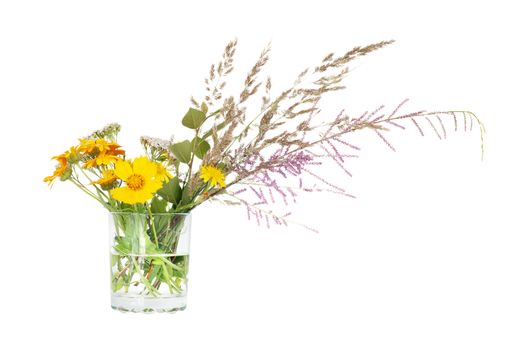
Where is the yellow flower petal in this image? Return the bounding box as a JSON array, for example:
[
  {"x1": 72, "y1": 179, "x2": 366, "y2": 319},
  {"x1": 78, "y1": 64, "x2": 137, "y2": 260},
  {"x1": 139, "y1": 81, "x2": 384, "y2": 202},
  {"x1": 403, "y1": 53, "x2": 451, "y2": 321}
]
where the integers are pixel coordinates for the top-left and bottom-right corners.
[
  {"x1": 200, "y1": 165, "x2": 226, "y2": 188},
  {"x1": 111, "y1": 187, "x2": 137, "y2": 204},
  {"x1": 95, "y1": 139, "x2": 110, "y2": 152},
  {"x1": 110, "y1": 186, "x2": 155, "y2": 204},
  {"x1": 91, "y1": 169, "x2": 118, "y2": 186},
  {"x1": 95, "y1": 152, "x2": 119, "y2": 166},
  {"x1": 143, "y1": 178, "x2": 163, "y2": 193},
  {"x1": 83, "y1": 158, "x2": 97, "y2": 169},
  {"x1": 78, "y1": 139, "x2": 96, "y2": 153},
  {"x1": 155, "y1": 163, "x2": 172, "y2": 183},
  {"x1": 114, "y1": 160, "x2": 133, "y2": 180},
  {"x1": 132, "y1": 157, "x2": 157, "y2": 178}
]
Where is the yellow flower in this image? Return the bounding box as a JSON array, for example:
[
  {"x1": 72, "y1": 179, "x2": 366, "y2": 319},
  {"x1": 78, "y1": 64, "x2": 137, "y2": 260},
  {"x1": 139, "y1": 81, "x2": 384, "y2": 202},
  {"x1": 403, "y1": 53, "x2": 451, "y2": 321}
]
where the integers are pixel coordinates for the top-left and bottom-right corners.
[
  {"x1": 82, "y1": 159, "x2": 97, "y2": 168},
  {"x1": 78, "y1": 139, "x2": 97, "y2": 153},
  {"x1": 79, "y1": 138, "x2": 125, "y2": 168},
  {"x1": 91, "y1": 169, "x2": 118, "y2": 187},
  {"x1": 92, "y1": 139, "x2": 125, "y2": 155},
  {"x1": 110, "y1": 157, "x2": 163, "y2": 204},
  {"x1": 43, "y1": 148, "x2": 76, "y2": 186},
  {"x1": 200, "y1": 165, "x2": 226, "y2": 188},
  {"x1": 83, "y1": 151, "x2": 121, "y2": 168},
  {"x1": 155, "y1": 163, "x2": 172, "y2": 183},
  {"x1": 94, "y1": 139, "x2": 111, "y2": 152},
  {"x1": 107, "y1": 142, "x2": 125, "y2": 156},
  {"x1": 43, "y1": 158, "x2": 68, "y2": 186},
  {"x1": 79, "y1": 139, "x2": 125, "y2": 158},
  {"x1": 64, "y1": 146, "x2": 80, "y2": 163}
]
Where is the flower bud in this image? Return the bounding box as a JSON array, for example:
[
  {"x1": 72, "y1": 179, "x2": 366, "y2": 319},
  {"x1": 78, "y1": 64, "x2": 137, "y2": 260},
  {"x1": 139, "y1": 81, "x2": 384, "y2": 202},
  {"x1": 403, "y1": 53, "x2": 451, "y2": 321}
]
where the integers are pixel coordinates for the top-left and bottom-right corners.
[
  {"x1": 101, "y1": 181, "x2": 118, "y2": 191},
  {"x1": 60, "y1": 167, "x2": 72, "y2": 181}
]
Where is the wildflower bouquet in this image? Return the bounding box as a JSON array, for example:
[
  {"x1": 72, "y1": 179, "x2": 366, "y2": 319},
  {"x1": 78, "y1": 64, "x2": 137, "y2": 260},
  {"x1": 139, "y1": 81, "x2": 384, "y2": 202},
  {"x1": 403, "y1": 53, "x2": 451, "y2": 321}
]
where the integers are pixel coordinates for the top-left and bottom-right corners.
[{"x1": 45, "y1": 39, "x2": 483, "y2": 313}]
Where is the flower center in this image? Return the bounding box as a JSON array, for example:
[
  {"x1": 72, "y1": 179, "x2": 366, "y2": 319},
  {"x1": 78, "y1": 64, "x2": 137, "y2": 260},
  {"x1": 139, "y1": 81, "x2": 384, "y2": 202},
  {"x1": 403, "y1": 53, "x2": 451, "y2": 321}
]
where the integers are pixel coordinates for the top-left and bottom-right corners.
[{"x1": 126, "y1": 174, "x2": 145, "y2": 190}]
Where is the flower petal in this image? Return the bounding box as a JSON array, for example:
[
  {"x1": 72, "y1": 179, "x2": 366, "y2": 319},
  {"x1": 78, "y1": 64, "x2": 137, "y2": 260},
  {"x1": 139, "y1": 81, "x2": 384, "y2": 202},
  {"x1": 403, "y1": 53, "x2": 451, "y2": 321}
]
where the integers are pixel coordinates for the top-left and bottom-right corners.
[
  {"x1": 110, "y1": 187, "x2": 130, "y2": 203},
  {"x1": 143, "y1": 179, "x2": 163, "y2": 194},
  {"x1": 114, "y1": 160, "x2": 133, "y2": 180},
  {"x1": 133, "y1": 189, "x2": 155, "y2": 203},
  {"x1": 111, "y1": 187, "x2": 140, "y2": 204},
  {"x1": 133, "y1": 157, "x2": 157, "y2": 178}
]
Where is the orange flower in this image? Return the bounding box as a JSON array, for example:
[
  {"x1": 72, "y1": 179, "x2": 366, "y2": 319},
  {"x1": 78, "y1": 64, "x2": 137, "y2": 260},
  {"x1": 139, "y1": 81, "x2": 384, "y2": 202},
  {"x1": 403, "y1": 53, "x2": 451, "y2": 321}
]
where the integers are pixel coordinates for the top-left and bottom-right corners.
[
  {"x1": 78, "y1": 139, "x2": 97, "y2": 153},
  {"x1": 79, "y1": 138, "x2": 125, "y2": 156},
  {"x1": 79, "y1": 138, "x2": 125, "y2": 169},
  {"x1": 107, "y1": 142, "x2": 125, "y2": 156},
  {"x1": 83, "y1": 152, "x2": 121, "y2": 168},
  {"x1": 91, "y1": 169, "x2": 118, "y2": 188},
  {"x1": 43, "y1": 151, "x2": 71, "y2": 186},
  {"x1": 94, "y1": 139, "x2": 111, "y2": 153}
]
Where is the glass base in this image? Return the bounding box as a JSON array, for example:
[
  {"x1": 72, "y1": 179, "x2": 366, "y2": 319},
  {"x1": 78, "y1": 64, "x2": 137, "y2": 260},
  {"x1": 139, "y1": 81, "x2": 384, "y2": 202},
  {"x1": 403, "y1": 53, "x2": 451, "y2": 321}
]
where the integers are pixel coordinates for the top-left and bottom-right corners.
[{"x1": 111, "y1": 294, "x2": 187, "y2": 313}]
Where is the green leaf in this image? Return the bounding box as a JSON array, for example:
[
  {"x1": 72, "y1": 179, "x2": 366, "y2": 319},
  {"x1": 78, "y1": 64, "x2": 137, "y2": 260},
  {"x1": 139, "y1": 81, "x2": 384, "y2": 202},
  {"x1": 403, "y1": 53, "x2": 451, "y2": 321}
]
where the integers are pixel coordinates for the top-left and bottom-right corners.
[
  {"x1": 169, "y1": 140, "x2": 192, "y2": 163},
  {"x1": 149, "y1": 265, "x2": 161, "y2": 281},
  {"x1": 182, "y1": 108, "x2": 206, "y2": 129},
  {"x1": 114, "y1": 235, "x2": 131, "y2": 253},
  {"x1": 112, "y1": 278, "x2": 125, "y2": 292},
  {"x1": 114, "y1": 243, "x2": 130, "y2": 255},
  {"x1": 191, "y1": 137, "x2": 211, "y2": 159},
  {"x1": 150, "y1": 197, "x2": 167, "y2": 213},
  {"x1": 154, "y1": 216, "x2": 169, "y2": 235},
  {"x1": 161, "y1": 265, "x2": 172, "y2": 282},
  {"x1": 110, "y1": 254, "x2": 119, "y2": 267},
  {"x1": 144, "y1": 235, "x2": 160, "y2": 255},
  {"x1": 152, "y1": 258, "x2": 164, "y2": 266},
  {"x1": 157, "y1": 177, "x2": 182, "y2": 204}
]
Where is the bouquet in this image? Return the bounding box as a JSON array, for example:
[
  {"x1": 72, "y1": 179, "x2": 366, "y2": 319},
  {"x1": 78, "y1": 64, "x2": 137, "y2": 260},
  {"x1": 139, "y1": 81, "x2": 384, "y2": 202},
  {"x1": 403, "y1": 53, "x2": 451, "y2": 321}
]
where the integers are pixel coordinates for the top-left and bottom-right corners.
[{"x1": 44, "y1": 39, "x2": 483, "y2": 312}]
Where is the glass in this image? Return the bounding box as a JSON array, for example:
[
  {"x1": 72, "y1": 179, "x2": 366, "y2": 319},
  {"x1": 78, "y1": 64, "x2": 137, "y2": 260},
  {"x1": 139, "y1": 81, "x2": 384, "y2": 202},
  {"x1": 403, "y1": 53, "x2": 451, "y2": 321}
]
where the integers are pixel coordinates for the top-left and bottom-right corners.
[{"x1": 109, "y1": 212, "x2": 191, "y2": 313}]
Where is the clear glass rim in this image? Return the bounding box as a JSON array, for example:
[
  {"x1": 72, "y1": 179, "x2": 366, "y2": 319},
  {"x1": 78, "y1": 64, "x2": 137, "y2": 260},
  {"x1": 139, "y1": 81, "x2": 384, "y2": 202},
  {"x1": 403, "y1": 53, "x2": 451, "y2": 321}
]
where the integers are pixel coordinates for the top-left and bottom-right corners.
[{"x1": 109, "y1": 211, "x2": 191, "y2": 217}]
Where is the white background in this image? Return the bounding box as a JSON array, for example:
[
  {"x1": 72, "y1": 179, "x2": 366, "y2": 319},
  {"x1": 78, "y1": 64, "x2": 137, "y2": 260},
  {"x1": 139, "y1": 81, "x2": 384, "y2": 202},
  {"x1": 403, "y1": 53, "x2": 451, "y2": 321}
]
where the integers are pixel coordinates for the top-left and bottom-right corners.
[{"x1": 1, "y1": 1, "x2": 521, "y2": 349}]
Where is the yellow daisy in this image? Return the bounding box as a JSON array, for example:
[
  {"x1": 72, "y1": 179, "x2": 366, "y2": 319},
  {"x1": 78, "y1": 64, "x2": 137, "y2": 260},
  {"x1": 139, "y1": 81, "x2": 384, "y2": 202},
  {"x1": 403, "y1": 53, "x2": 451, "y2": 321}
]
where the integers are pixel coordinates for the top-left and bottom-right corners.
[
  {"x1": 110, "y1": 157, "x2": 163, "y2": 204},
  {"x1": 156, "y1": 163, "x2": 173, "y2": 183},
  {"x1": 200, "y1": 165, "x2": 226, "y2": 188}
]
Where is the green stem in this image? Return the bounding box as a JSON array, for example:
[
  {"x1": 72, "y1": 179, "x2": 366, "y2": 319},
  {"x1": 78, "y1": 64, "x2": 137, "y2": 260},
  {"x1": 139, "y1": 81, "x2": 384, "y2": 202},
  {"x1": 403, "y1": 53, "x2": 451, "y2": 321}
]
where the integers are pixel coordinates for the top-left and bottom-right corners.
[
  {"x1": 113, "y1": 263, "x2": 129, "y2": 281},
  {"x1": 125, "y1": 259, "x2": 134, "y2": 293},
  {"x1": 173, "y1": 201, "x2": 200, "y2": 213},
  {"x1": 147, "y1": 205, "x2": 159, "y2": 247},
  {"x1": 183, "y1": 126, "x2": 201, "y2": 189},
  {"x1": 79, "y1": 167, "x2": 110, "y2": 200},
  {"x1": 159, "y1": 256, "x2": 183, "y2": 271},
  {"x1": 131, "y1": 257, "x2": 159, "y2": 296},
  {"x1": 69, "y1": 177, "x2": 109, "y2": 208}
]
